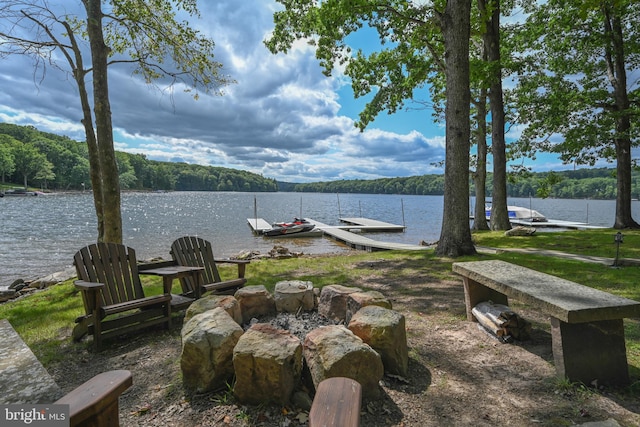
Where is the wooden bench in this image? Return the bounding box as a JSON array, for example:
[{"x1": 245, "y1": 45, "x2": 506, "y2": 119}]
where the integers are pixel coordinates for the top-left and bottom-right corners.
[
  {"x1": 452, "y1": 260, "x2": 640, "y2": 386},
  {"x1": 309, "y1": 377, "x2": 362, "y2": 427},
  {"x1": 0, "y1": 319, "x2": 132, "y2": 426}
]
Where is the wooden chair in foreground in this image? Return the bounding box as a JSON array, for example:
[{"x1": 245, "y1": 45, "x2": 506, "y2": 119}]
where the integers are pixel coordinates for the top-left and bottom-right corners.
[
  {"x1": 170, "y1": 236, "x2": 249, "y2": 298},
  {"x1": 73, "y1": 243, "x2": 172, "y2": 352},
  {"x1": 56, "y1": 370, "x2": 132, "y2": 427}
]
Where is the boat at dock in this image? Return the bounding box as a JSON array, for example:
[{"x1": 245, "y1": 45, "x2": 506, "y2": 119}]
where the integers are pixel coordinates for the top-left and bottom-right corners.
[
  {"x1": 247, "y1": 216, "x2": 426, "y2": 251},
  {"x1": 262, "y1": 218, "x2": 317, "y2": 237},
  {"x1": 480, "y1": 204, "x2": 606, "y2": 229},
  {"x1": 486, "y1": 205, "x2": 548, "y2": 222}
]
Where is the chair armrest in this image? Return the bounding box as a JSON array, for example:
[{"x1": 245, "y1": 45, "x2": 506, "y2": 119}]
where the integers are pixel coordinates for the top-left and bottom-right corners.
[
  {"x1": 212, "y1": 259, "x2": 250, "y2": 265},
  {"x1": 55, "y1": 370, "x2": 132, "y2": 427},
  {"x1": 213, "y1": 259, "x2": 250, "y2": 279},
  {"x1": 74, "y1": 280, "x2": 105, "y2": 290}
]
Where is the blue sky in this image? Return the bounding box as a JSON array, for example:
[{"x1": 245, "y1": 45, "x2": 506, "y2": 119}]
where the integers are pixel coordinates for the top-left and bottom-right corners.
[{"x1": 0, "y1": 0, "x2": 588, "y2": 183}]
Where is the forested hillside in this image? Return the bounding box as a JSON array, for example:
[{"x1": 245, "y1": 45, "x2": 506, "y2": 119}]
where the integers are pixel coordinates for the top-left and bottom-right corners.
[
  {"x1": 0, "y1": 123, "x2": 277, "y2": 192},
  {"x1": 1, "y1": 123, "x2": 636, "y2": 199},
  {"x1": 284, "y1": 168, "x2": 638, "y2": 200}
]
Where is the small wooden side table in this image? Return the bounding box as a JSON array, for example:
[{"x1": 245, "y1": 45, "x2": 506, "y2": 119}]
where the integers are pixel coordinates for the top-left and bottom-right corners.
[{"x1": 140, "y1": 265, "x2": 205, "y2": 310}]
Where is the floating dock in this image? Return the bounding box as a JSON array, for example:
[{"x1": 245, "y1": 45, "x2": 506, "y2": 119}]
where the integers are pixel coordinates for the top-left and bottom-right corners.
[
  {"x1": 246, "y1": 218, "x2": 324, "y2": 238},
  {"x1": 338, "y1": 217, "x2": 406, "y2": 232},
  {"x1": 509, "y1": 219, "x2": 606, "y2": 229},
  {"x1": 247, "y1": 217, "x2": 427, "y2": 251},
  {"x1": 308, "y1": 218, "x2": 427, "y2": 251}
]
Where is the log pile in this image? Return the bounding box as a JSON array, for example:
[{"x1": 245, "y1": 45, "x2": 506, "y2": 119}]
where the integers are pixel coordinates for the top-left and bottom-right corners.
[{"x1": 472, "y1": 301, "x2": 532, "y2": 343}]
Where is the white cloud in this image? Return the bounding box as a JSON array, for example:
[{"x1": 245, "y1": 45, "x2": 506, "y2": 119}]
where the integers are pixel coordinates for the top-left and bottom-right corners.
[{"x1": 0, "y1": 0, "x2": 450, "y2": 183}]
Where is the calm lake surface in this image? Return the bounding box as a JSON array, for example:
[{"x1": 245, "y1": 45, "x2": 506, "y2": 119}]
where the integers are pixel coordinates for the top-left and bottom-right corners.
[{"x1": 1, "y1": 191, "x2": 637, "y2": 287}]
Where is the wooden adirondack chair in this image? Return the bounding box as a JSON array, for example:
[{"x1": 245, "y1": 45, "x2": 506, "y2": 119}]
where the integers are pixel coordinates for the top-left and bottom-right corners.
[
  {"x1": 72, "y1": 243, "x2": 172, "y2": 351},
  {"x1": 170, "y1": 236, "x2": 249, "y2": 298}
]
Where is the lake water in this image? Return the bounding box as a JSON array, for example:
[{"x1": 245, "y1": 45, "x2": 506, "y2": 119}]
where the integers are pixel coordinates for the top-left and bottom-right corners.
[{"x1": 1, "y1": 192, "x2": 637, "y2": 286}]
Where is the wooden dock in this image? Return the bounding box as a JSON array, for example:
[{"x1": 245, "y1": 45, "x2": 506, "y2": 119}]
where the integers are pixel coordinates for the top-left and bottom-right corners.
[
  {"x1": 247, "y1": 217, "x2": 428, "y2": 251},
  {"x1": 246, "y1": 218, "x2": 323, "y2": 238},
  {"x1": 247, "y1": 218, "x2": 274, "y2": 234},
  {"x1": 510, "y1": 219, "x2": 607, "y2": 229},
  {"x1": 305, "y1": 218, "x2": 427, "y2": 252},
  {"x1": 338, "y1": 217, "x2": 406, "y2": 232}
]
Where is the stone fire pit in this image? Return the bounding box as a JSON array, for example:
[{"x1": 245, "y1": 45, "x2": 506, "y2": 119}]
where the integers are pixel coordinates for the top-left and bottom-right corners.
[{"x1": 180, "y1": 281, "x2": 408, "y2": 406}]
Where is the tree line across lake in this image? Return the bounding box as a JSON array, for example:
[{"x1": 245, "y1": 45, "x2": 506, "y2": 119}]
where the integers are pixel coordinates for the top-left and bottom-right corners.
[
  {"x1": 281, "y1": 169, "x2": 638, "y2": 200},
  {"x1": 0, "y1": 123, "x2": 636, "y2": 199},
  {"x1": 0, "y1": 123, "x2": 278, "y2": 193}
]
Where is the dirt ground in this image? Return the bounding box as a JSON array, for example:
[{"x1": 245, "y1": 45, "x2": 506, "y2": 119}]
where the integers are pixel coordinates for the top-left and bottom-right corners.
[{"x1": 48, "y1": 255, "x2": 640, "y2": 427}]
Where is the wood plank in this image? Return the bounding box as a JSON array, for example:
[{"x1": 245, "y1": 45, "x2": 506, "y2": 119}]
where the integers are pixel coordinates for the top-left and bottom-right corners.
[
  {"x1": 309, "y1": 377, "x2": 361, "y2": 427},
  {"x1": 55, "y1": 370, "x2": 132, "y2": 427}
]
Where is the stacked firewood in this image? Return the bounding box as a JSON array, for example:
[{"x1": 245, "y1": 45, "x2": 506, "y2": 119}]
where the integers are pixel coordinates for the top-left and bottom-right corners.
[{"x1": 472, "y1": 301, "x2": 532, "y2": 343}]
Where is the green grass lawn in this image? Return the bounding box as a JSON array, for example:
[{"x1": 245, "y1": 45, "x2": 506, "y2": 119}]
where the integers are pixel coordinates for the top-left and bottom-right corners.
[{"x1": 0, "y1": 229, "x2": 638, "y2": 391}]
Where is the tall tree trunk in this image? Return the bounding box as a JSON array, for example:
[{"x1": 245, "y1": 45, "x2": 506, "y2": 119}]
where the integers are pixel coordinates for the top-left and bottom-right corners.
[
  {"x1": 84, "y1": 0, "x2": 123, "y2": 243},
  {"x1": 63, "y1": 21, "x2": 105, "y2": 241},
  {"x1": 603, "y1": 5, "x2": 639, "y2": 229},
  {"x1": 479, "y1": 0, "x2": 510, "y2": 230},
  {"x1": 472, "y1": 89, "x2": 490, "y2": 230},
  {"x1": 436, "y1": 0, "x2": 476, "y2": 257}
]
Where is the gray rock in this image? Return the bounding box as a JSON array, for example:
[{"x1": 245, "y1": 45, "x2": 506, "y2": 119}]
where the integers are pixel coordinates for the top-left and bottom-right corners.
[
  {"x1": 180, "y1": 307, "x2": 244, "y2": 393},
  {"x1": 274, "y1": 280, "x2": 315, "y2": 313},
  {"x1": 303, "y1": 325, "x2": 383, "y2": 399},
  {"x1": 504, "y1": 226, "x2": 536, "y2": 237},
  {"x1": 9, "y1": 279, "x2": 24, "y2": 289},
  {"x1": 184, "y1": 295, "x2": 242, "y2": 325},
  {"x1": 318, "y1": 285, "x2": 362, "y2": 322},
  {"x1": 348, "y1": 305, "x2": 408, "y2": 376},
  {"x1": 345, "y1": 290, "x2": 392, "y2": 324},
  {"x1": 233, "y1": 323, "x2": 302, "y2": 405},
  {"x1": 234, "y1": 285, "x2": 276, "y2": 323},
  {"x1": 30, "y1": 268, "x2": 76, "y2": 289},
  {"x1": 0, "y1": 287, "x2": 16, "y2": 302}
]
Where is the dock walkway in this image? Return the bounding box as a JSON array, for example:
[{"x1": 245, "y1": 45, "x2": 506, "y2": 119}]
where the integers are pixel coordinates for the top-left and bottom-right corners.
[
  {"x1": 509, "y1": 219, "x2": 606, "y2": 229},
  {"x1": 247, "y1": 217, "x2": 428, "y2": 252},
  {"x1": 338, "y1": 217, "x2": 406, "y2": 232},
  {"x1": 306, "y1": 218, "x2": 427, "y2": 252}
]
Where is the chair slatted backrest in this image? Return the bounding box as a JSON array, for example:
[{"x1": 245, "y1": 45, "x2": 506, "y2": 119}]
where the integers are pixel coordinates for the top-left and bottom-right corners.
[
  {"x1": 74, "y1": 243, "x2": 145, "y2": 310},
  {"x1": 171, "y1": 236, "x2": 222, "y2": 288}
]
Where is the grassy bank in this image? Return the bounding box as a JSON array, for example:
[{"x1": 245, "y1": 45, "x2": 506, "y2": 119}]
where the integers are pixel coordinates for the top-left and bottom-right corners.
[{"x1": 0, "y1": 228, "x2": 638, "y2": 389}]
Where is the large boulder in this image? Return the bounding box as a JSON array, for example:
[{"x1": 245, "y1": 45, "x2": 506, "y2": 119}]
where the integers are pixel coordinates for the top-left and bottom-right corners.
[
  {"x1": 274, "y1": 280, "x2": 315, "y2": 313},
  {"x1": 504, "y1": 226, "x2": 536, "y2": 236},
  {"x1": 30, "y1": 268, "x2": 76, "y2": 289},
  {"x1": 234, "y1": 285, "x2": 277, "y2": 323},
  {"x1": 348, "y1": 305, "x2": 408, "y2": 377},
  {"x1": 184, "y1": 295, "x2": 242, "y2": 324},
  {"x1": 318, "y1": 285, "x2": 362, "y2": 322},
  {"x1": 180, "y1": 308, "x2": 244, "y2": 393},
  {"x1": 0, "y1": 286, "x2": 16, "y2": 302},
  {"x1": 303, "y1": 325, "x2": 383, "y2": 399},
  {"x1": 233, "y1": 323, "x2": 303, "y2": 405},
  {"x1": 345, "y1": 290, "x2": 392, "y2": 324}
]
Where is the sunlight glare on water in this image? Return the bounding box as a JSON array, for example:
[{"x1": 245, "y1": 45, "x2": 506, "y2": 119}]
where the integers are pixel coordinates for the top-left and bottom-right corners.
[{"x1": 0, "y1": 191, "x2": 636, "y2": 286}]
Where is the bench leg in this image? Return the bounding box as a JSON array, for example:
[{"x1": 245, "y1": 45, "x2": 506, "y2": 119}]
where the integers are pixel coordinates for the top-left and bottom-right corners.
[
  {"x1": 462, "y1": 278, "x2": 509, "y2": 322},
  {"x1": 551, "y1": 318, "x2": 629, "y2": 386}
]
